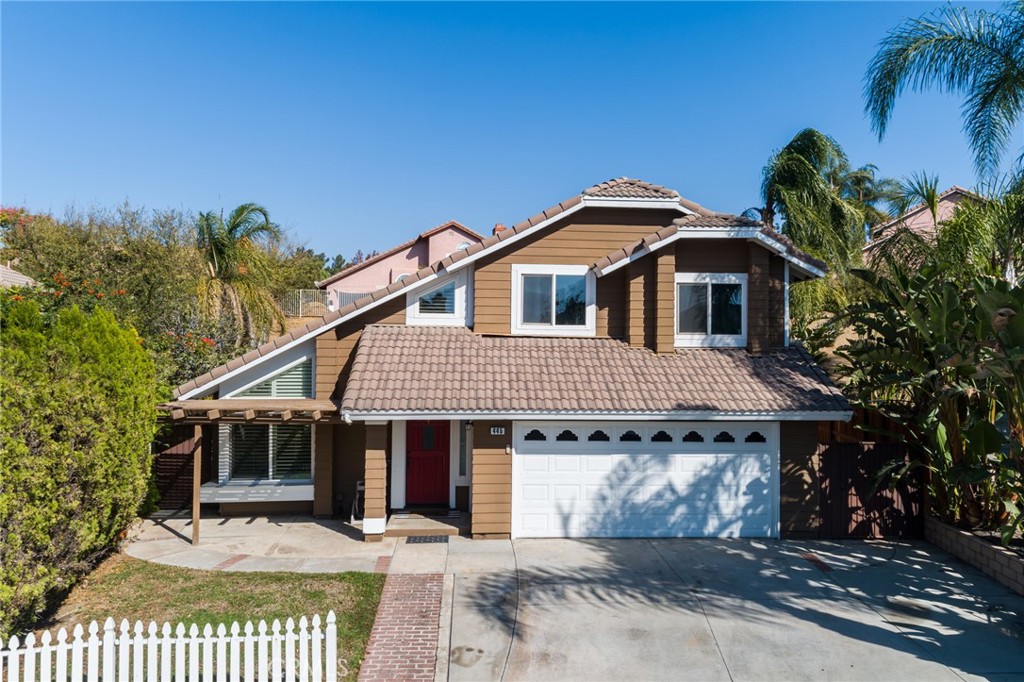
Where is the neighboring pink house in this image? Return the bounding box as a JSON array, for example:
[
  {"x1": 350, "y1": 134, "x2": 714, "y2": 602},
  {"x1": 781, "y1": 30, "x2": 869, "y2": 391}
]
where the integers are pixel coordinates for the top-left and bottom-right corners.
[
  {"x1": 316, "y1": 220, "x2": 484, "y2": 309},
  {"x1": 864, "y1": 185, "x2": 978, "y2": 258}
]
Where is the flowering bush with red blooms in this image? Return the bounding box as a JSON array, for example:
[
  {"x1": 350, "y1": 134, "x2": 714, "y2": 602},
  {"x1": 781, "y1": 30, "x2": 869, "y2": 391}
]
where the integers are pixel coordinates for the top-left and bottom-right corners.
[
  {"x1": 0, "y1": 207, "x2": 31, "y2": 229},
  {"x1": 0, "y1": 272, "x2": 128, "y2": 317},
  {"x1": 145, "y1": 314, "x2": 250, "y2": 389}
]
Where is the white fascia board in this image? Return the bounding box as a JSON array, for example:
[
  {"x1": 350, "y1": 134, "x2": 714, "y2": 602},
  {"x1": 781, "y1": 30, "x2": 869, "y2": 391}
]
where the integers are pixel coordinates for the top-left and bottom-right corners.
[
  {"x1": 344, "y1": 410, "x2": 853, "y2": 422},
  {"x1": 580, "y1": 196, "x2": 697, "y2": 213},
  {"x1": 595, "y1": 228, "x2": 826, "y2": 280},
  {"x1": 177, "y1": 270, "x2": 447, "y2": 400}
]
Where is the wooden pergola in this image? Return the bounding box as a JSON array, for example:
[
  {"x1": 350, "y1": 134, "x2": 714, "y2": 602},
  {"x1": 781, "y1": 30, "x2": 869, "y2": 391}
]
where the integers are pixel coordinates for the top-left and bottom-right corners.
[{"x1": 156, "y1": 399, "x2": 339, "y2": 545}]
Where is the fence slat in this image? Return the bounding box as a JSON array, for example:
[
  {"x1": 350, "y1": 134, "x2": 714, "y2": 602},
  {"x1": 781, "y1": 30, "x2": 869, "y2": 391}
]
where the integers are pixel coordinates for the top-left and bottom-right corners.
[
  {"x1": 189, "y1": 624, "x2": 200, "y2": 681},
  {"x1": 55, "y1": 628, "x2": 68, "y2": 682},
  {"x1": 117, "y1": 621, "x2": 130, "y2": 682},
  {"x1": 39, "y1": 631, "x2": 52, "y2": 682},
  {"x1": 5, "y1": 614, "x2": 334, "y2": 682},
  {"x1": 101, "y1": 618, "x2": 115, "y2": 681},
  {"x1": 257, "y1": 620, "x2": 269, "y2": 682},
  {"x1": 23, "y1": 632, "x2": 36, "y2": 682},
  {"x1": 229, "y1": 622, "x2": 241, "y2": 682},
  {"x1": 298, "y1": 617, "x2": 309, "y2": 682},
  {"x1": 216, "y1": 624, "x2": 228, "y2": 682},
  {"x1": 325, "y1": 613, "x2": 336, "y2": 682},
  {"x1": 71, "y1": 625, "x2": 84, "y2": 682},
  {"x1": 310, "y1": 616, "x2": 322, "y2": 682},
  {"x1": 86, "y1": 622, "x2": 100, "y2": 682},
  {"x1": 270, "y1": 620, "x2": 281, "y2": 682},
  {"x1": 284, "y1": 618, "x2": 296, "y2": 682},
  {"x1": 203, "y1": 624, "x2": 214, "y2": 682}
]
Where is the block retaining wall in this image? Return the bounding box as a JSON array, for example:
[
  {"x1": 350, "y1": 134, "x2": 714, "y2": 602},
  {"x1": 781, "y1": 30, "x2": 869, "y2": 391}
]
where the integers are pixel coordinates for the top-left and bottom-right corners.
[{"x1": 924, "y1": 516, "x2": 1024, "y2": 596}]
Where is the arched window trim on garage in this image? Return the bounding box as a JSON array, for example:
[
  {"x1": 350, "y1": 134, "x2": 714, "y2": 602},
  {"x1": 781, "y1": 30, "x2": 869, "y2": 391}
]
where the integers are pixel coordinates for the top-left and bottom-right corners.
[
  {"x1": 587, "y1": 429, "x2": 611, "y2": 442},
  {"x1": 651, "y1": 430, "x2": 673, "y2": 442},
  {"x1": 556, "y1": 429, "x2": 579, "y2": 442},
  {"x1": 713, "y1": 431, "x2": 736, "y2": 443},
  {"x1": 682, "y1": 430, "x2": 705, "y2": 443},
  {"x1": 745, "y1": 431, "x2": 767, "y2": 443},
  {"x1": 619, "y1": 429, "x2": 642, "y2": 442}
]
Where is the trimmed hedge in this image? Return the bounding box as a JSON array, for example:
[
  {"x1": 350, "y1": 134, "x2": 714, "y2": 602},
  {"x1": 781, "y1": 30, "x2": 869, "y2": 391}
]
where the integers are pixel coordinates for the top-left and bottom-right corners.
[{"x1": 0, "y1": 302, "x2": 160, "y2": 638}]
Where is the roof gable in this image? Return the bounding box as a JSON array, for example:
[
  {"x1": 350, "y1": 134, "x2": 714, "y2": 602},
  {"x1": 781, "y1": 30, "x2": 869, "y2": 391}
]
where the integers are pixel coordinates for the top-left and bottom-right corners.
[{"x1": 174, "y1": 178, "x2": 748, "y2": 399}]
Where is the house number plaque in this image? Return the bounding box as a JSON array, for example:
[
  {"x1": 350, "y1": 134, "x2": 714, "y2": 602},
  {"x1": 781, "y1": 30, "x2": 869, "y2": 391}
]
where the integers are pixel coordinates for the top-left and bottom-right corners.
[{"x1": 490, "y1": 426, "x2": 505, "y2": 436}]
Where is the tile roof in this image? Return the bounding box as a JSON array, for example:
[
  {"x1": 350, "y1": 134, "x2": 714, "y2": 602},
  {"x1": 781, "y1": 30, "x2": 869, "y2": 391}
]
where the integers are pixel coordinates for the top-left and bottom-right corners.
[
  {"x1": 867, "y1": 185, "x2": 981, "y2": 246},
  {"x1": 342, "y1": 325, "x2": 849, "y2": 416},
  {"x1": 0, "y1": 264, "x2": 37, "y2": 288},
  {"x1": 315, "y1": 220, "x2": 483, "y2": 288},
  {"x1": 592, "y1": 213, "x2": 828, "y2": 275}
]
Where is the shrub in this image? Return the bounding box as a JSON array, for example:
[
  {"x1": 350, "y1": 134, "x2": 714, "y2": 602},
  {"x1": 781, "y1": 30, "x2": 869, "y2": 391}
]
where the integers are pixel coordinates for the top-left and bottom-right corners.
[{"x1": 0, "y1": 301, "x2": 160, "y2": 638}]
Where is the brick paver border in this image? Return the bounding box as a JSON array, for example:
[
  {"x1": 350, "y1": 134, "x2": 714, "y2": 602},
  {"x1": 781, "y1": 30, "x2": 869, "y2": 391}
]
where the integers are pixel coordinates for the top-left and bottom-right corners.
[
  {"x1": 359, "y1": 573, "x2": 444, "y2": 682},
  {"x1": 374, "y1": 555, "x2": 392, "y2": 574}
]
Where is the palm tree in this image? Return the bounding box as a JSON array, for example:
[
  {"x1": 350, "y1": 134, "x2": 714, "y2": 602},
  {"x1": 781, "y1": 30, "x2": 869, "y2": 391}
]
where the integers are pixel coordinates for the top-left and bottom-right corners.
[
  {"x1": 196, "y1": 203, "x2": 285, "y2": 345},
  {"x1": 864, "y1": 2, "x2": 1024, "y2": 176},
  {"x1": 748, "y1": 128, "x2": 866, "y2": 267}
]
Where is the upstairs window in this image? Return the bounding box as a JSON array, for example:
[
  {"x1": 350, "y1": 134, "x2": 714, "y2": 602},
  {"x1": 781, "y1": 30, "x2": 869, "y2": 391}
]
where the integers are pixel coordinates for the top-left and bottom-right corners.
[
  {"x1": 406, "y1": 271, "x2": 469, "y2": 326},
  {"x1": 235, "y1": 359, "x2": 312, "y2": 398},
  {"x1": 512, "y1": 265, "x2": 595, "y2": 336},
  {"x1": 676, "y1": 273, "x2": 747, "y2": 347}
]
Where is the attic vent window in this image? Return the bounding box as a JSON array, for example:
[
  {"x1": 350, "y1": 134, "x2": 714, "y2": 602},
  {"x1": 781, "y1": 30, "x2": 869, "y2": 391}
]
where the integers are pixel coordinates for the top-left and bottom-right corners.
[{"x1": 418, "y1": 281, "x2": 455, "y2": 315}]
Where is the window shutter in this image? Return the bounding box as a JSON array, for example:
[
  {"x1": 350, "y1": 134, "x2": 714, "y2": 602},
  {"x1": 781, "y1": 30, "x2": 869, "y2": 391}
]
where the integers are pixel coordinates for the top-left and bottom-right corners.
[
  {"x1": 230, "y1": 424, "x2": 270, "y2": 479},
  {"x1": 237, "y1": 360, "x2": 311, "y2": 398},
  {"x1": 272, "y1": 361, "x2": 312, "y2": 398},
  {"x1": 272, "y1": 425, "x2": 312, "y2": 479}
]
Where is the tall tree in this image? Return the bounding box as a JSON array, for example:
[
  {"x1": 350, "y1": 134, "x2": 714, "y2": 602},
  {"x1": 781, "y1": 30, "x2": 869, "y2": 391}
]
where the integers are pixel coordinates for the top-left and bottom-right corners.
[
  {"x1": 864, "y1": 2, "x2": 1024, "y2": 176},
  {"x1": 749, "y1": 128, "x2": 867, "y2": 267},
  {"x1": 196, "y1": 203, "x2": 284, "y2": 344}
]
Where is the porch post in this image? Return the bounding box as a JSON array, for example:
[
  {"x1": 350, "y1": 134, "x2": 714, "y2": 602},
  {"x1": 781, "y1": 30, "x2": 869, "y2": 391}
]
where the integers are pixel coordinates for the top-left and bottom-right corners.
[
  {"x1": 191, "y1": 424, "x2": 202, "y2": 545},
  {"x1": 363, "y1": 422, "x2": 388, "y2": 541}
]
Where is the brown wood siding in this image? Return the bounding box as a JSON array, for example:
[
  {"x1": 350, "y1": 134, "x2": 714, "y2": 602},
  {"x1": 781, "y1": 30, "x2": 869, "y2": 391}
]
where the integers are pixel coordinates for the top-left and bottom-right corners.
[
  {"x1": 363, "y1": 424, "x2": 388, "y2": 528},
  {"x1": 314, "y1": 297, "x2": 405, "y2": 400},
  {"x1": 473, "y1": 208, "x2": 680, "y2": 336},
  {"x1": 655, "y1": 250, "x2": 675, "y2": 354},
  {"x1": 333, "y1": 423, "x2": 366, "y2": 517},
  {"x1": 747, "y1": 243, "x2": 771, "y2": 354},
  {"x1": 675, "y1": 240, "x2": 749, "y2": 273},
  {"x1": 779, "y1": 421, "x2": 821, "y2": 538},
  {"x1": 626, "y1": 261, "x2": 645, "y2": 347},
  {"x1": 597, "y1": 269, "x2": 626, "y2": 340},
  {"x1": 768, "y1": 255, "x2": 786, "y2": 348},
  {"x1": 471, "y1": 420, "x2": 512, "y2": 536},
  {"x1": 313, "y1": 423, "x2": 333, "y2": 517}
]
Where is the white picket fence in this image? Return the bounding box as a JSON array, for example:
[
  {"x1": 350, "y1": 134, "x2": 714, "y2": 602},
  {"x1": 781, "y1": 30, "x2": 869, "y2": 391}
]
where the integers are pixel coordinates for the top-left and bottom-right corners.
[{"x1": 1, "y1": 612, "x2": 337, "y2": 682}]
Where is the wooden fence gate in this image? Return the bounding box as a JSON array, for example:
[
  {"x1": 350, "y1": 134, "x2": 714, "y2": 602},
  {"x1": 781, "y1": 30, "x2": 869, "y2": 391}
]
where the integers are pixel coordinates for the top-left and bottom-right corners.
[{"x1": 817, "y1": 409, "x2": 924, "y2": 539}]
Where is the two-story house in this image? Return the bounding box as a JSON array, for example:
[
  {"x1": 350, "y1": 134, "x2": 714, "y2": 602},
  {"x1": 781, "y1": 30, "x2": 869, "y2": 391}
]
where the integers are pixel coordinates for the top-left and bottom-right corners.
[{"x1": 164, "y1": 178, "x2": 851, "y2": 542}]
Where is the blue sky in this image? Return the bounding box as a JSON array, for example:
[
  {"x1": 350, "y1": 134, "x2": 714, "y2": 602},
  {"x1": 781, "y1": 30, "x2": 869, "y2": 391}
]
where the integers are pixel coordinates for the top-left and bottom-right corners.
[{"x1": 1, "y1": 1, "x2": 1012, "y2": 258}]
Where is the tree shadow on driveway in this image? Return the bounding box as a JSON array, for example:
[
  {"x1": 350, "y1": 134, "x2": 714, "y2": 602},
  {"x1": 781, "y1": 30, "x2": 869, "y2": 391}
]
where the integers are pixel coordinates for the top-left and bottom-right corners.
[{"x1": 460, "y1": 454, "x2": 1024, "y2": 680}]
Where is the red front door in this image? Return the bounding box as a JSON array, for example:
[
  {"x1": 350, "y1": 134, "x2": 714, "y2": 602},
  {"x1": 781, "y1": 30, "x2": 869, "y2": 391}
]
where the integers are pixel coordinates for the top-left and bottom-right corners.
[{"x1": 406, "y1": 421, "x2": 450, "y2": 506}]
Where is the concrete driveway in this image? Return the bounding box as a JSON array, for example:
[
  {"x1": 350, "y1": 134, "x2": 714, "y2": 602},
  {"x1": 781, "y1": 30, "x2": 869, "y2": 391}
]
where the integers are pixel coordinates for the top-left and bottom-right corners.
[{"x1": 426, "y1": 537, "x2": 1024, "y2": 682}]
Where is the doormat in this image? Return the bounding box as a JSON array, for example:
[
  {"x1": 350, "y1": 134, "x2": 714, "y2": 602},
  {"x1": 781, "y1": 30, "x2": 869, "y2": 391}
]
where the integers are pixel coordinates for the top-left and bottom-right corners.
[{"x1": 406, "y1": 535, "x2": 449, "y2": 544}]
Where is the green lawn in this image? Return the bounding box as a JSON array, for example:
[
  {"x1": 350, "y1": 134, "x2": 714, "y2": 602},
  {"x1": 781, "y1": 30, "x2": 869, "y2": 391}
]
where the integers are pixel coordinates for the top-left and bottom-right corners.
[{"x1": 38, "y1": 554, "x2": 385, "y2": 681}]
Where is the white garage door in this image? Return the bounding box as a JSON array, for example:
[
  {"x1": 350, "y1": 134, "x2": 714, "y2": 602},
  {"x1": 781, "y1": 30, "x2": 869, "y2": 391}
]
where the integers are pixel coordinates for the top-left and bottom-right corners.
[{"x1": 512, "y1": 422, "x2": 779, "y2": 539}]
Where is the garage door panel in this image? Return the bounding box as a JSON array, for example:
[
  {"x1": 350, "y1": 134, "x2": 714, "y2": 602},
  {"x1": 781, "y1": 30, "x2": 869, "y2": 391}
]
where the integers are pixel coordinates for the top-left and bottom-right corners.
[{"x1": 513, "y1": 422, "x2": 779, "y2": 539}]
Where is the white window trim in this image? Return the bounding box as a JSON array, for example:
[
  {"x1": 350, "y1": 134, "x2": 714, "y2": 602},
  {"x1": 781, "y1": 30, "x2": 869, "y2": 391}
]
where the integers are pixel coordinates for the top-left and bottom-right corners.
[
  {"x1": 218, "y1": 423, "x2": 315, "y2": 486},
  {"x1": 405, "y1": 270, "x2": 470, "y2": 327},
  {"x1": 510, "y1": 264, "x2": 596, "y2": 337},
  {"x1": 675, "y1": 273, "x2": 748, "y2": 348},
  {"x1": 222, "y1": 353, "x2": 314, "y2": 398}
]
